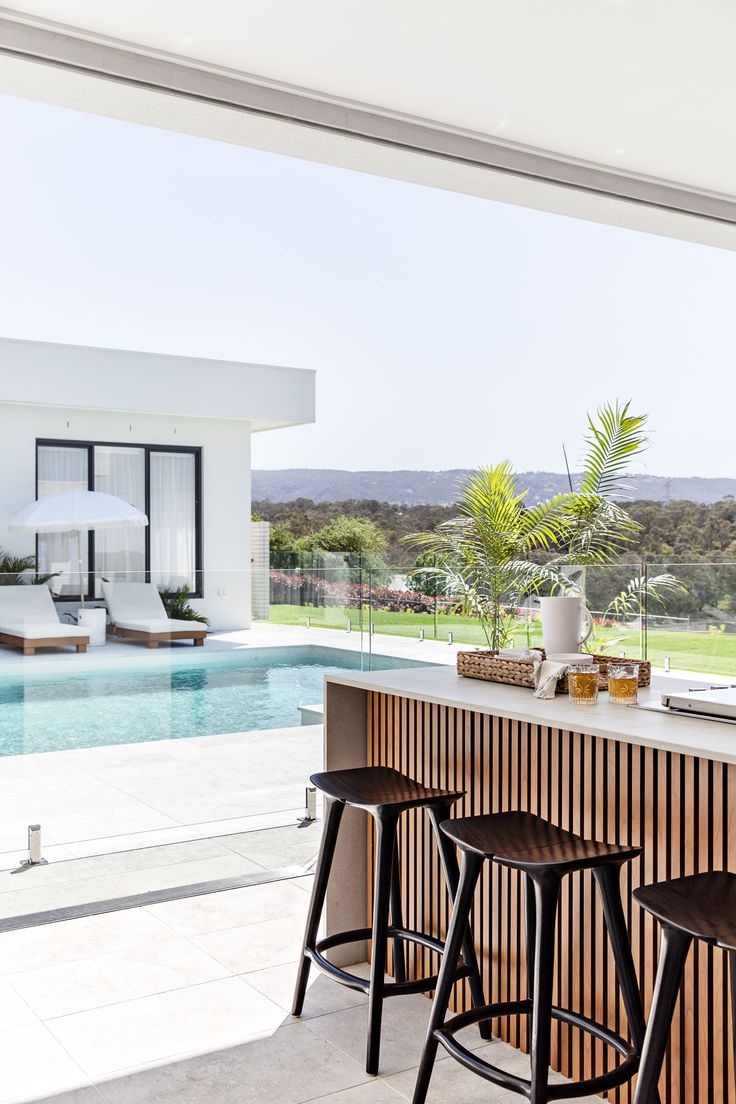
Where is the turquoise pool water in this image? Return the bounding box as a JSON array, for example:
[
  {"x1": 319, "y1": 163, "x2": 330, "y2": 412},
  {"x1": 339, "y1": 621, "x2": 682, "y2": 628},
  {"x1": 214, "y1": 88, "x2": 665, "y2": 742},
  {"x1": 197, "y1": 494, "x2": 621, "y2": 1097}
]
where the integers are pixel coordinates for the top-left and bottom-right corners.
[{"x1": 0, "y1": 646, "x2": 433, "y2": 757}]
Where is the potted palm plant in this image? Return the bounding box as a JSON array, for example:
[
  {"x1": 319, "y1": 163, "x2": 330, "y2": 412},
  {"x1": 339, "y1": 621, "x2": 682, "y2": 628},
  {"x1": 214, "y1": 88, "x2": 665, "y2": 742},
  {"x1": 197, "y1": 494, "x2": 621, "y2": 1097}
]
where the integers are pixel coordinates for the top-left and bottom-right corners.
[
  {"x1": 408, "y1": 400, "x2": 669, "y2": 671},
  {"x1": 408, "y1": 461, "x2": 571, "y2": 650}
]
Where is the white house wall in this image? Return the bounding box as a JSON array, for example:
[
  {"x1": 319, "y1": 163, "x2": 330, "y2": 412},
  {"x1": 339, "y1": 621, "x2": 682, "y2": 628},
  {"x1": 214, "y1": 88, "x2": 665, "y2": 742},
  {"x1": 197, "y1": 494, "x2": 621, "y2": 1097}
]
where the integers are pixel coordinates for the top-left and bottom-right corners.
[{"x1": 0, "y1": 403, "x2": 252, "y2": 631}]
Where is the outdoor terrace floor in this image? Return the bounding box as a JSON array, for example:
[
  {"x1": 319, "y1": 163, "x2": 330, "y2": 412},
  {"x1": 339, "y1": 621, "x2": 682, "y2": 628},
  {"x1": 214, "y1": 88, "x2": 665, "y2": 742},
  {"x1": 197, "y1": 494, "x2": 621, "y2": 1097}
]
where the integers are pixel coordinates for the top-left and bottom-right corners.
[{"x1": 0, "y1": 872, "x2": 602, "y2": 1104}]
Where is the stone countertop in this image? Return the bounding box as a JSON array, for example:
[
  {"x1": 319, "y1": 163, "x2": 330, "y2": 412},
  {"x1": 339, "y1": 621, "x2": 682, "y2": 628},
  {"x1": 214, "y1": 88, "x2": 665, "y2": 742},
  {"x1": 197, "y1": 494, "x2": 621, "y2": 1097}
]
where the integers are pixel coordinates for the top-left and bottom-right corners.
[{"x1": 324, "y1": 664, "x2": 736, "y2": 765}]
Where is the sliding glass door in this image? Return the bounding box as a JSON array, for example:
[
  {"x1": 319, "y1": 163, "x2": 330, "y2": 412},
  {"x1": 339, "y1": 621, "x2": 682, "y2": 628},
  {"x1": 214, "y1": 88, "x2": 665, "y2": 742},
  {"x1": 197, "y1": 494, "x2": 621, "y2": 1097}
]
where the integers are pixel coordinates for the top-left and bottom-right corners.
[
  {"x1": 94, "y1": 446, "x2": 147, "y2": 588},
  {"x1": 36, "y1": 440, "x2": 201, "y2": 598},
  {"x1": 149, "y1": 450, "x2": 197, "y2": 590},
  {"x1": 36, "y1": 444, "x2": 90, "y2": 596}
]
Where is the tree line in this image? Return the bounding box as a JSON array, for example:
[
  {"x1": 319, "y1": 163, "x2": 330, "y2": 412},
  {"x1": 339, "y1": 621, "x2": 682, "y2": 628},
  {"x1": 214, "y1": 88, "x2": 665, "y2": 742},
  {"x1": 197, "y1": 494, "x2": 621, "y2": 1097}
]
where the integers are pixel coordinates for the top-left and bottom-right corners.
[{"x1": 253, "y1": 496, "x2": 736, "y2": 569}]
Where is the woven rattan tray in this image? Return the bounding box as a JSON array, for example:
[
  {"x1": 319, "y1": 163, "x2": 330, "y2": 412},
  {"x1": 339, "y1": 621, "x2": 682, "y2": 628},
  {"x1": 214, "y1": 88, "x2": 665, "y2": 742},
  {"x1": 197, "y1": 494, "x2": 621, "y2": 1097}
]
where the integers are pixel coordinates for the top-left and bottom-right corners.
[{"x1": 457, "y1": 650, "x2": 651, "y2": 693}]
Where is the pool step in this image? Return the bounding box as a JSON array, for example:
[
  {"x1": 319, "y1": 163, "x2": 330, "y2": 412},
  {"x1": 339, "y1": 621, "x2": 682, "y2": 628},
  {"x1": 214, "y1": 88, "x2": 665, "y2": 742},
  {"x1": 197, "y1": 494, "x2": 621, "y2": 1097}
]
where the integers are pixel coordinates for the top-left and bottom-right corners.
[{"x1": 298, "y1": 702, "x2": 324, "y2": 725}]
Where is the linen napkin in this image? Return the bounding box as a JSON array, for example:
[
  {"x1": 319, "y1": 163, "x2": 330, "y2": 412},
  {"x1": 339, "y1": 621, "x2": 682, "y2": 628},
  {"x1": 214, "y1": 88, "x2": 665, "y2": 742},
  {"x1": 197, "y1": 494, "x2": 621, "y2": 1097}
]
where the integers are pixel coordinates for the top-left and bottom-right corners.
[{"x1": 533, "y1": 659, "x2": 568, "y2": 700}]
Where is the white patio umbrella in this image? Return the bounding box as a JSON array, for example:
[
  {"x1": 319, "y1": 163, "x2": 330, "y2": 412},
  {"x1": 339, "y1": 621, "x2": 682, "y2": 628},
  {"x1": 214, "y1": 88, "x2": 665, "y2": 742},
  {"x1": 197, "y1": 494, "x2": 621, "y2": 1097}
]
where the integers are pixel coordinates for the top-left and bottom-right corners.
[{"x1": 8, "y1": 490, "x2": 148, "y2": 608}]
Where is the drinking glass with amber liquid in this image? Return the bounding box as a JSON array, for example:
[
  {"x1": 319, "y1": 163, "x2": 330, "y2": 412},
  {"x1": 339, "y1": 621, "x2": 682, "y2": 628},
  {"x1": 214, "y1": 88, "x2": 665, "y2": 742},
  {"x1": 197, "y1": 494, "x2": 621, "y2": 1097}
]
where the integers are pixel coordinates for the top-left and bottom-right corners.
[
  {"x1": 567, "y1": 664, "x2": 600, "y2": 704},
  {"x1": 607, "y1": 663, "x2": 639, "y2": 704}
]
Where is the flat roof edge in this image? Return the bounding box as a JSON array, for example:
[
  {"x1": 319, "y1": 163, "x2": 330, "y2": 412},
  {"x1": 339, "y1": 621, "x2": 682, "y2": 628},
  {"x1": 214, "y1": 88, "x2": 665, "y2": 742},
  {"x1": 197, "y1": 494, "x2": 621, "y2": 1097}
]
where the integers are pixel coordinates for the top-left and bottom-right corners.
[{"x1": 0, "y1": 337, "x2": 316, "y2": 427}]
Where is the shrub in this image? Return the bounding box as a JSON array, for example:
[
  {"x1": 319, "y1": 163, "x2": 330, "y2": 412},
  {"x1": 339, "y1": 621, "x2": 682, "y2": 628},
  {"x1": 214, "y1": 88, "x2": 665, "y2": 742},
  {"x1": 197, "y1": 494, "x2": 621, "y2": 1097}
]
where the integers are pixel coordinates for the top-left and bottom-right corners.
[{"x1": 159, "y1": 584, "x2": 209, "y2": 625}]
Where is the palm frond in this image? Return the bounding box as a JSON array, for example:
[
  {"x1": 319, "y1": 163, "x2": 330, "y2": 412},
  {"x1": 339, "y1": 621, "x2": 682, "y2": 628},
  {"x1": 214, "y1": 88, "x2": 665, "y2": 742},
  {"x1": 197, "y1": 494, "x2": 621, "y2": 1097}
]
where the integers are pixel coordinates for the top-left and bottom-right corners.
[
  {"x1": 578, "y1": 400, "x2": 648, "y2": 500},
  {"x1": 602, "y1": 573, "x2": 687, "y2": 623}
]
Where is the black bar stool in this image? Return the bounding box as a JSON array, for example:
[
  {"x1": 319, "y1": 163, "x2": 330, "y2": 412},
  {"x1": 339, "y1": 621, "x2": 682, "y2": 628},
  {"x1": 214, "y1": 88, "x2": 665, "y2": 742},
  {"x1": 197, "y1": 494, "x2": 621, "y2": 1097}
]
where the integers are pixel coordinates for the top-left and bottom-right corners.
[
  {"x1": 632, "y1": 871, "x2": 736, "y2": 1104},
  {"x1": 292, "y1": 765, "x2": 490, "y2": 1074},
  {"x1": 412, "y1": 811, "x2": 646, "y2": 1104}
]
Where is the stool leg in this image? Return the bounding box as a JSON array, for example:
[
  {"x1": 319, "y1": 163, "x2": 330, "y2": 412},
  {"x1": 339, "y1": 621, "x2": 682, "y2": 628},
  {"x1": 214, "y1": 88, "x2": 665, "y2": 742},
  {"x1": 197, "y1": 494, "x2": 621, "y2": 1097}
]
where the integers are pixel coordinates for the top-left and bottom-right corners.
[
  {"x1": 367, "y1": 809, "x2": 399, "y2": 1075},
  {"x1": 292, "y1": 796, "x2": 344, "y2": 1017},
  {"x1": 632, "y1": 924, "x2": 692, "y2": 1104},
  {"x1": 525, "y1": 873, "x2": 537, "y2": 1038},
  {"x1": 528, "y1": 871, "x2": 561, "y2": 1104},
  {"x1": 427, "y1": 806, "x2": 491, "y2": 1040},
  {"x1": 731, "y1": 950, "x2": 736, "y2": 1074},
  {"x1": 594, "y1": 863, "x2": 648, "y2": 1051},
  {"x1": 390, "y1": 840, "x2": 407, "y2": 984},
  {"x1": 412, "y1": 851, "x2": 483, "y2": 1104}
]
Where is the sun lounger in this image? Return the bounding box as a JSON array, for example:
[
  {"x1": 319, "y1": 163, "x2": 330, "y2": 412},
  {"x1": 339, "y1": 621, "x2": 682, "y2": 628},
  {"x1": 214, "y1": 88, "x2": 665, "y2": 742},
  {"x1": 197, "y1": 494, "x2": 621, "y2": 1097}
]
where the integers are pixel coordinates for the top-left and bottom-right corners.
[
  {"x1": 102, "y1": 581, "x2": 206, "y2": 648},
  {"x1": 0, "y1": 585, "x2": 90, "y2": 655}
]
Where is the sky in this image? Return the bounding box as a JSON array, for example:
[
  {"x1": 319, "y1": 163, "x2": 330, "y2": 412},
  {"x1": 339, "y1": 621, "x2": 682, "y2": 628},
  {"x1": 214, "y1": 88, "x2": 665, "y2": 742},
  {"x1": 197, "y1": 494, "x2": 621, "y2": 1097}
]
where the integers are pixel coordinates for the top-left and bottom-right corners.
[{"x1": 0, "y1": 93, "x2": 735, "y2": 478}]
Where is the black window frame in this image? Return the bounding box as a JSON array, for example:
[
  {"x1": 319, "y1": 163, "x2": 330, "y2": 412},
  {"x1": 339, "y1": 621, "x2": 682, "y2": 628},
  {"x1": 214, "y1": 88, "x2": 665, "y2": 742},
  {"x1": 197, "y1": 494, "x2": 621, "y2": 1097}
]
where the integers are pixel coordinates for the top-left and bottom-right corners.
[{"x1": 35, "y1": 438, "x2": 203, "y2": 601}]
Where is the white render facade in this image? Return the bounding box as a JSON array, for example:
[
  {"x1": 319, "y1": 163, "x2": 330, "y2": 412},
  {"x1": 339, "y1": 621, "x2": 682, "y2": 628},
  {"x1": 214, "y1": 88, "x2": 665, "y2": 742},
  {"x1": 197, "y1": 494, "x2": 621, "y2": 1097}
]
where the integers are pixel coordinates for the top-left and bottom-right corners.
[{"x1": 0, "y1": 336, "x2": 315, "y2": 630}]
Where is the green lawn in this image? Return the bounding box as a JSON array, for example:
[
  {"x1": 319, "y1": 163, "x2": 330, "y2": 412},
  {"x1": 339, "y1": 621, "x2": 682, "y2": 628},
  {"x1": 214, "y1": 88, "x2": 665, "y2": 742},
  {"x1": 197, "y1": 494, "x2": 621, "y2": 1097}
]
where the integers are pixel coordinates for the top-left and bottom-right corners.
[{"x1": 266, "y1": 603, "x2": 736, "y2": 677}]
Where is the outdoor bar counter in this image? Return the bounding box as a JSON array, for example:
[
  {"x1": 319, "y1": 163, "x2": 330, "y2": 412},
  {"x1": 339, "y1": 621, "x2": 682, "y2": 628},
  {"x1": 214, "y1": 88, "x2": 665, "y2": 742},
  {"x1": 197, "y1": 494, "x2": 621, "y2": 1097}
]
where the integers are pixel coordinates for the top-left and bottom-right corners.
[{"x1": 322, "y1": 664, "x2": 736, "y2": 1104}]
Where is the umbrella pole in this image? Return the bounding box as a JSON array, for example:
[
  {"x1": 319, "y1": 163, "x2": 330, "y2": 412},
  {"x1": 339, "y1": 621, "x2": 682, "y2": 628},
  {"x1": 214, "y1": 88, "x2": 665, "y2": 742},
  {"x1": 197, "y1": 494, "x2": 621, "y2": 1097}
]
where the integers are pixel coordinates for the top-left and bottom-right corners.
[{"x1": 76, "y1": 529, "x2": 85, "y2": 611}]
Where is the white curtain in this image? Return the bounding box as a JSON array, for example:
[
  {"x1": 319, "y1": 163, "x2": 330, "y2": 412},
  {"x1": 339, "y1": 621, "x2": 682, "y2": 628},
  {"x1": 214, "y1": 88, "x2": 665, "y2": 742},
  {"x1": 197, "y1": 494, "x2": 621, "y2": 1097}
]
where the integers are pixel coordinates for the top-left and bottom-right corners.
[
  {"x1": 37, "y1": 445, "x2": 88, "y2": 595},
  {"x1": 149, "y1": 452, "x2": 196, "y2": 590},
  {"x1": 94, "y1": 447, "x2": 146, "y2": 591}
]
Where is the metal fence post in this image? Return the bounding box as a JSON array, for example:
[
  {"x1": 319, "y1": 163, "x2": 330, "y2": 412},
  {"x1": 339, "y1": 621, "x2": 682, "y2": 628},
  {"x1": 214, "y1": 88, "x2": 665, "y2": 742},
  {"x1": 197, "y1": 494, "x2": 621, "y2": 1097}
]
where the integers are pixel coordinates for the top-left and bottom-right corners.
[
  {"x1": 358, "y1": 554, "x2": 364, "y2": 668},
  {"x1": 368, "y1": 566, "x2": 373, "y2": 669},
  {"x1": 641, "y1": 559, "x2": 648, "y2": 660}
]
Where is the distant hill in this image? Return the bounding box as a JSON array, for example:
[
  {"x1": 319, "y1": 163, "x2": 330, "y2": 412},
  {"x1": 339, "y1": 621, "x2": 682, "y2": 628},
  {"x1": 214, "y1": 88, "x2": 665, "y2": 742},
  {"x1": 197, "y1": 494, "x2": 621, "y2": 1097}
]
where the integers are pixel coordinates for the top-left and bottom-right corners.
[{"x1": 252, "y1": 469, "x2": 736, "y2": 506}]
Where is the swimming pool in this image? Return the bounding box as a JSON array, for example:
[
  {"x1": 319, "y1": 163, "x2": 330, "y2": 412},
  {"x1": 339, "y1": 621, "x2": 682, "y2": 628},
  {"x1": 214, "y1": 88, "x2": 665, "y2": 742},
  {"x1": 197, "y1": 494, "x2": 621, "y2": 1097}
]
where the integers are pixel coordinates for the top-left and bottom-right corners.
[{"x1": 0, "y1": 646, "x2": 434, "y2": 757}]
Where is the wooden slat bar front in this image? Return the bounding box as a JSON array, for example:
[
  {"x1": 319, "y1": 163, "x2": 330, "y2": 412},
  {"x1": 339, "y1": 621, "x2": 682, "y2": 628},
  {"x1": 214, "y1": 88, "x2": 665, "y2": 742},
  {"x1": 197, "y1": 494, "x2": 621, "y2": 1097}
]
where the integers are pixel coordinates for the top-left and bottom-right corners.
[{"x1": 366, "y1": 690, "x2": 735, "y2": 1104}]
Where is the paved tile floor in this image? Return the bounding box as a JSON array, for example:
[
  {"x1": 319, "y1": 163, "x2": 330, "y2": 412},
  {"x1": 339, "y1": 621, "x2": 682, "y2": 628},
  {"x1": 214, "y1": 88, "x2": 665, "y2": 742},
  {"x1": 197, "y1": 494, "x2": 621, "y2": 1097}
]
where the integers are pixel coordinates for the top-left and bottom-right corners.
[
  {"x1": 0, "y1": 724, "x2": 323, "y2": 871},
  {"x1": 0, "y1": 824, "x2": 320, "y2": 924},
  {"x1": 0, "y1": 873, "x2": 604, "y2": 1104}
]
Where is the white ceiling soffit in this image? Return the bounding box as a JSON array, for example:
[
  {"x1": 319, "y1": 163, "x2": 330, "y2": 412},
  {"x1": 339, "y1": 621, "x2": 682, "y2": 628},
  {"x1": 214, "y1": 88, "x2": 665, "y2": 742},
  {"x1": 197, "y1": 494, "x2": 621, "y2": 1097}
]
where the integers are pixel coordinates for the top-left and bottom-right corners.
[{"x1": 1, "y1": 1, "x2": 736, "y2": 250}]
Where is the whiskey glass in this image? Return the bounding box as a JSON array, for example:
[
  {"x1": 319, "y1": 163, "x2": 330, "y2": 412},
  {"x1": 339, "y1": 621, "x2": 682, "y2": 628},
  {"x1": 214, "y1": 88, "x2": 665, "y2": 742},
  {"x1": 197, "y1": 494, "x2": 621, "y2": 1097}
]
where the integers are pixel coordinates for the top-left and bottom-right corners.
[
  {"x1": 607, "y1": 663, "x2": 640, "y2": 704},
  {"x1": 568, "y1": 664, "x2": 600, "y2": 705}
]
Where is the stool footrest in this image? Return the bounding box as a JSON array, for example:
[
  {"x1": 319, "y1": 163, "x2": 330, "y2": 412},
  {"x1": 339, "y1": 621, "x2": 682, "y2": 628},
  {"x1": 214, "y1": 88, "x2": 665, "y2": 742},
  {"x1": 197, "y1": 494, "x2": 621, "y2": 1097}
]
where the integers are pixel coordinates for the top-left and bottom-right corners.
[
  {"x1": 308, "y1": 926, "x2": 471, "y2": 998},
  {"x1": 435, "y1": 1001, "x2": 639, "y2": 1099}
]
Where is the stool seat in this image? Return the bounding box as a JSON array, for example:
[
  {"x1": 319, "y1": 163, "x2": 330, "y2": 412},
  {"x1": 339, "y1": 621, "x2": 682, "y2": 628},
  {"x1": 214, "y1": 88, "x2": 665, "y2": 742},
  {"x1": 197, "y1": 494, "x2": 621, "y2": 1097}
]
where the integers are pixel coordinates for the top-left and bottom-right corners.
[
  {"x1": 442, "y1": 810, "x2": 640, "y2": 871},
  {"x1": 631, "y1": 871, "x2": 736, "y2": 1103},
  {"x1": 310, "y1": 766, "x2": 463, "y2": 811},
  {"x1": 635, "y1": 871, "x2": 736, "y2": 950}
]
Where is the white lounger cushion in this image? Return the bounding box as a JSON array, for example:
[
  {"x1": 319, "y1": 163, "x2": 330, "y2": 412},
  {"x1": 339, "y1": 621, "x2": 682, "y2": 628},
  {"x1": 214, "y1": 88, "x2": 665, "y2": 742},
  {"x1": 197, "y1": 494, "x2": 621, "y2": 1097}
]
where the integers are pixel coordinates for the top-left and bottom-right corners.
[
  {"x1": 102, "y1": 581, "x2": 168, "y2": 623},
  {"x1": 102, "y1": 582, "x2": 205, "y2": 635},
  {"x1": 0, "y1": 619, "x2": 88, "y2": 640},
  {"x1": 0, "y1": 586, "x2": 88, "y2": 639},
  {"x1": 113, "y1": 618, "x2": 206, "y2": 635}
]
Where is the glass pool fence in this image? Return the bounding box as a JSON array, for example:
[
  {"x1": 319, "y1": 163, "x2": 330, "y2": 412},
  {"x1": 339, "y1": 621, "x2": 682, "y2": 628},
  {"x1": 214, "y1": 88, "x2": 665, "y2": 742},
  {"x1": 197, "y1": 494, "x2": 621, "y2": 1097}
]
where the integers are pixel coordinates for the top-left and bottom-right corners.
[{"x1": 264, "y1": 553, "x2": 736, "y2": 679}]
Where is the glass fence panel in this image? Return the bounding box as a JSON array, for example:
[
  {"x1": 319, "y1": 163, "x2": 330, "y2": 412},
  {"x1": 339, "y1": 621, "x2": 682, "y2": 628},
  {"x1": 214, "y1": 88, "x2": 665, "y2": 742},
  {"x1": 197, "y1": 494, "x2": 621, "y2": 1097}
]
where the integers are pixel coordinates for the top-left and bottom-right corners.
[
  {"x1": 265, "y1": 551, "x2": 366, "y2": 634},
  {"x1": 580, "y1": 562, "x2": 646, "y2": 659},
  {"x1": 359, "y1": 562, "x2": 649, "y2": 654},
  {"x1": 642, "y1": 561, "x2": 736, "y2": 677}
]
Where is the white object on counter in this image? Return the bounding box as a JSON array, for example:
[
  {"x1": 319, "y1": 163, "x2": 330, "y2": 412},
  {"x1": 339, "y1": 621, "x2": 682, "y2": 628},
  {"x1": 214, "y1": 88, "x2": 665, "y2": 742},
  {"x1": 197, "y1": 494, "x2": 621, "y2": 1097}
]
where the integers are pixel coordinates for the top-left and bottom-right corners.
[
  {"x1": 77, "y1": 607, "x2": 107, "y2": 646},
  {"x1": 539, "y1": 595, "x2": 592, "y2": 654},
  {"x1": 547, "y1": 652, "x2": 593, "y2": 665},
  {"x1": 496, "y1": 648, "x2": 543, "y2": 661}
]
